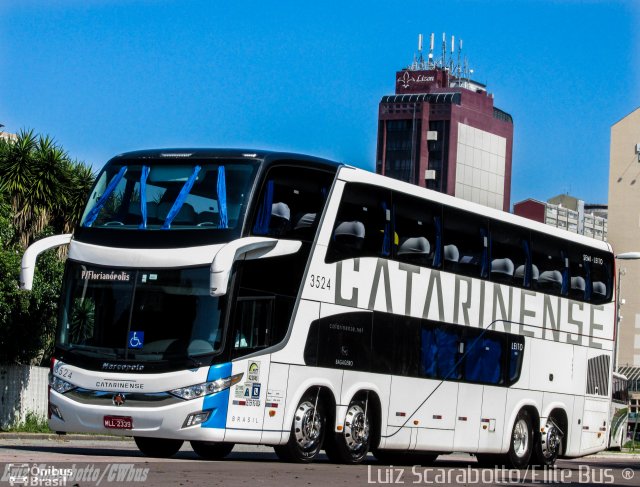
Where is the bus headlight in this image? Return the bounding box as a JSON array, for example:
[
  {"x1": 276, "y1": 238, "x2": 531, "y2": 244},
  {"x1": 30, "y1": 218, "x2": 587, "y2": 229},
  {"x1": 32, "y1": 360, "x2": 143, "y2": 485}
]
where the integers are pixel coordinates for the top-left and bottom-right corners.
[
  {"x1": 50, "y1": 375, "x2": 76, "y2": 394},
  {"x1": 170, "y1": 373, "x2": 243, "y2": 400}
]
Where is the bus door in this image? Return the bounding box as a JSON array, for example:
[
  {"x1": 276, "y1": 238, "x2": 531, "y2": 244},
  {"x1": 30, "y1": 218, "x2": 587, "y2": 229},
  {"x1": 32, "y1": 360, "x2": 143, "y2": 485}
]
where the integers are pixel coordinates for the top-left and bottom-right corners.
[{"x1": 225, "y1": 296, "x2": 275, "y2": 442}]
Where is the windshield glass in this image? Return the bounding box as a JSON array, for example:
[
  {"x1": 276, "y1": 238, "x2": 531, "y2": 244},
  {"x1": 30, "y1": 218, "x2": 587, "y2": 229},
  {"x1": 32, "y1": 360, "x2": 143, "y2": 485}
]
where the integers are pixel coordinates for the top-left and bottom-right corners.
[
  {"x1": 80, "y1": 161, "x2": 257, "y2": 230},
  {"x1": 58, "y1": 262, "x2": 225, "y2": 361}
]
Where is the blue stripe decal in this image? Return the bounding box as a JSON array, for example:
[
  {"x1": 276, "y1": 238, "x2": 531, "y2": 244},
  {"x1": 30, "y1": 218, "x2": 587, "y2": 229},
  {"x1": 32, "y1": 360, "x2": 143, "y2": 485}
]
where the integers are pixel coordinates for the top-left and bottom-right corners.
[{"x1": 201, "y1": 362, "x2": 232, "y2": 429}]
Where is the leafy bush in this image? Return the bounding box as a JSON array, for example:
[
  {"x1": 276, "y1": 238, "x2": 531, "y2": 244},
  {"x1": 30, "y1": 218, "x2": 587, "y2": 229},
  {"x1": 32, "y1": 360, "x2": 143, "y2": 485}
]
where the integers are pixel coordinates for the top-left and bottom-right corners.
[{"x1": 0, "y1": 130, "x2": 94, "y2": 365}]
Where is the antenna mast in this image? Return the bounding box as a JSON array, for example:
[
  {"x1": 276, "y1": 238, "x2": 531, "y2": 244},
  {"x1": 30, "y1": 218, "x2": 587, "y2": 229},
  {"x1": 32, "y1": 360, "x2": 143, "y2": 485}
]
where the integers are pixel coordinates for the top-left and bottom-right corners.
[{"x1": 428, "y1": 33, "x2": 435, "y2": 68}]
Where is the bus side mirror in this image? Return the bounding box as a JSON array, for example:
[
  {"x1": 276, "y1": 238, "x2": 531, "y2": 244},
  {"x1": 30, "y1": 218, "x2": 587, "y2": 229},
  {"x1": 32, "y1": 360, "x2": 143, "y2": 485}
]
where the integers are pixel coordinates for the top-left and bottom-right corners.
[
  {"x1": 20, "y1": 234, "x2": 73, "y2": 290},
  {"x1": 210, "y1": 237, "x2": 302, "y2": 297}
]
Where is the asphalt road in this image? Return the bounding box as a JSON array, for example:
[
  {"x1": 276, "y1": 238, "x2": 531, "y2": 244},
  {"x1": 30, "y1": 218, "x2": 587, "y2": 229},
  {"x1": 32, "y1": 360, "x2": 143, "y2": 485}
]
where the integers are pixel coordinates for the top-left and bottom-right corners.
[{"x1": 1, "y1": 436, "x2": 639, "y2": 487}]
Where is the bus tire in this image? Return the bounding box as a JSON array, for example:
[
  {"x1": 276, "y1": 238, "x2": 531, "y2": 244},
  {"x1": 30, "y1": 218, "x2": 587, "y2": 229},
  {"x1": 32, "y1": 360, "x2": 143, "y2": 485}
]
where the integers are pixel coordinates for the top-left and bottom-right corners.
[
  {"x1": 274, "y1": 393, "x2": 326, "y2": 463},
  {"x1": 134, "y1": 437, "x2": 183, "y2": 458},
  {"x1": 531, "y1": 419, "x2": 563, "y2": 467},
  {"x1": 325, "y1": 399, "x2": 371, "y2": 464},
  {"x1": 502, "y1": 409, "x2": 533, "y2": 469},
  {"x1": 190, "y1": 441, "x2": 234, "y2": 460}
]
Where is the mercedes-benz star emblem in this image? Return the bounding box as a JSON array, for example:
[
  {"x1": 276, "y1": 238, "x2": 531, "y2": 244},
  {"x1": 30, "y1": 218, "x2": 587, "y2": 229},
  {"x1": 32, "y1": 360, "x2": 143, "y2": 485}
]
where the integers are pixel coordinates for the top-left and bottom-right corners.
[{"x1": 113, "y1": 393, "x2": 126, "y2": 406}]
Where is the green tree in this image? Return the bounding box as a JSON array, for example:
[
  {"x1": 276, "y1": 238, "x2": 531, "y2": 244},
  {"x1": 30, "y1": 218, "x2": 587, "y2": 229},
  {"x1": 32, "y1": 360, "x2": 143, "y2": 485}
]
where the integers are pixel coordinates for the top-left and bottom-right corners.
[
  {"x1": 0, "y1": 129, "x2": 95, "y2": 364},
  {"x1": 0, "y1": 129, "x2": 95, "y2": 248}
]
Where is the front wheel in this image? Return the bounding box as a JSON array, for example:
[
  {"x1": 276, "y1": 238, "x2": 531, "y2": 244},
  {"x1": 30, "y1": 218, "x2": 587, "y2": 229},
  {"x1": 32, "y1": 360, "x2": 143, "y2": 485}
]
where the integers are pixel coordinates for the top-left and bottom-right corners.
[
  {"x1": 274, "y1": 393, "x2": 326, "y2": 463},
  {"x1": 502, "y1": 409, "x2": 533, "y2": 469},
  {"x1": 325, "y1": 399, "x2": 371, "y2": 464},
  {"x1": 134, "y1": 437, "x2": 183, "y2": 458},
  {"x1": 190, "y1": 441, "x2": 234, "y2": 460}
]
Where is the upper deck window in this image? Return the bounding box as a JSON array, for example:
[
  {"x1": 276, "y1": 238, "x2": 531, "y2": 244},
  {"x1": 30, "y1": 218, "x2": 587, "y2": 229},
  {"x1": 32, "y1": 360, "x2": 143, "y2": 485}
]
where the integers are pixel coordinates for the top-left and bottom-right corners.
[{"x1": 81, "y1": 162, "x2": 257, "y2": 230}]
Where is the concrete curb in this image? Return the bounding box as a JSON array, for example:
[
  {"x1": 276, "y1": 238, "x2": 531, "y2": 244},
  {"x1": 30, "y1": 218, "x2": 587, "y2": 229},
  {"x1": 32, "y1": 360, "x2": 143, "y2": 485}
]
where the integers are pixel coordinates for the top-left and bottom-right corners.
[{"x1": 0, "y1": 432, "x2": 133, "y2": 441}]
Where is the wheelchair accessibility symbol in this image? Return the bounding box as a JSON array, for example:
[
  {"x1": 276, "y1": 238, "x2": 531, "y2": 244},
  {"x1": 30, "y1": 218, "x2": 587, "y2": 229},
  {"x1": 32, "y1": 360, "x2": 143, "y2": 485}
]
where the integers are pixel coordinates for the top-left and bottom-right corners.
[{"x1": 128, "y1": 331, "x2": 144, "y2": 349}]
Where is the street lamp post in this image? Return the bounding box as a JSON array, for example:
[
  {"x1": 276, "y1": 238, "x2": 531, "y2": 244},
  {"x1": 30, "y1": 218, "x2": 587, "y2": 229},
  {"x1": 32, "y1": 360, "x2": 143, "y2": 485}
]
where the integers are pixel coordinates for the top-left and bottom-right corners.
[{"x1": 615, "y1": 252, "x2": 640, "y2": 449}]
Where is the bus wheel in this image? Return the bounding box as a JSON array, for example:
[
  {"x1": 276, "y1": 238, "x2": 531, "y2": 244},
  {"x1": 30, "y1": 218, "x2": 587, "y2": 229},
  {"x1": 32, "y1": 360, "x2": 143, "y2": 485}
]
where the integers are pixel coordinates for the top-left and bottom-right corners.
[
  {"x1": 134, "y1": 437, "x2": 183, "y2": 458},
  {"x1": 532, "y1": 419, "x2": 563, "y2": 466},
  {"x1": 503, "y1": 410, "x2": 533, "y2": 469},
  {"x1": 325, "y1": 399, "x2": 371, "y2": 464},
  {"x1": 275, "y1": 393, "x2": 326, "y2": 463},
  {"x1": 190, "y1": 441, "x2": 234, "y2": 460}
]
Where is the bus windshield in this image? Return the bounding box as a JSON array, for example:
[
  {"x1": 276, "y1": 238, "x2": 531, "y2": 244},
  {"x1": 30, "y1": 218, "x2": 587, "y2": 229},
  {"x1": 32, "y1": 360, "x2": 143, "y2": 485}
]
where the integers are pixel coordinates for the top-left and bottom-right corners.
[
  {"x1": 58, "y1": 262, "x2": 226, "y2": 362},
  {"x1": 80, "y1": 161, "x2": 257, "y2": 230}
]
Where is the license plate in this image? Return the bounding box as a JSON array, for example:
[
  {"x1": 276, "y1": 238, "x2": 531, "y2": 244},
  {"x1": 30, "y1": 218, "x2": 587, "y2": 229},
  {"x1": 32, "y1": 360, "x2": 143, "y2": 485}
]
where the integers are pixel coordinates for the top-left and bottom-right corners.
[{"x1": 104, "y1": 415, "x2": 133, "y2": 429}]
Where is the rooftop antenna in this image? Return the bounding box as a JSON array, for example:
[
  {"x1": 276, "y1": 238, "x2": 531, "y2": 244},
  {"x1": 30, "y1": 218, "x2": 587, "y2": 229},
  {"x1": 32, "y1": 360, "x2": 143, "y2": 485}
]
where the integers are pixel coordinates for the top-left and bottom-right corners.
[
  {"x1": 449, "y1": 35, "x2": 455, "y2": 72},
  {"x1": 418, "y1": 33, "x2": 424, "y2": 69},
  {"x1": 441, "y1": 32, "x2": 446, "y2": 68},
  {"x1": 428, "y1": 33, "x2": 435, "y2": 68},
  {"x1": 457, "y1": 38, "x2": 462, "y2": 80}
]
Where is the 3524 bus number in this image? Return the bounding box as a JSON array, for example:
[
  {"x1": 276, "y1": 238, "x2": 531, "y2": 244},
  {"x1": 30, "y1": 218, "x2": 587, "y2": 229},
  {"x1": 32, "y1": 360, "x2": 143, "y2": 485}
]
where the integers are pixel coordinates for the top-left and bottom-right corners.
[{"x1": 309, "y1": 274, "x2": 331, "y2": 290}]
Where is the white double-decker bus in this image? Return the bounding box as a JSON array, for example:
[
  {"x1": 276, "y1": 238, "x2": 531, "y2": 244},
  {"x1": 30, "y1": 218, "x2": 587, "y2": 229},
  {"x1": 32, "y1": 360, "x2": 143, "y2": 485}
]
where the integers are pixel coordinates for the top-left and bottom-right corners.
[{"x1": 22, "y1": 149, "x2": 616, "y2": 468}]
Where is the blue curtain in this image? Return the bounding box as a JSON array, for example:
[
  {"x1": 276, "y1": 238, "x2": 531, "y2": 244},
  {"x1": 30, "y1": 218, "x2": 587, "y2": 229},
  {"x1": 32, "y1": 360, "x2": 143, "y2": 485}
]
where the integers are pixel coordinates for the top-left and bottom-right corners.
[
  {"x1": 584, "y1": 261, "x2": 592, "y2": 301},
  {"x1": 480, "y1": 227, "x2": 489, "y2": 278},
  {"x1": 433, "y1": 216, "x2": 442, "y2": 267},
  {"x1": 217, "y1": 166, "x2": 228, "y2": 229},
  {"x1": 522, "y1": 239, "x2": 531, "y2": 285},
  {"x1": 162, "y1": 165, "x2": 201, "y2": 229},
  {"x1": 421, "y1": 327, "x2": 459, "y2": 379},
  {"x1": 83, "y1": 166, "x2": 128, "y2": 227},
  {"x1": 464, "y1": 336, "x2": 502, "y2": 384},
  {"x1": 252, "y1": 180, "x2": 274, "y2": 235},
  {"x1": 561, "y1": 250, "x2": 570, "y2": 295},
  {"x1": 139, "y1": 166, "x2": 150, "y2": 229},
  {"x1": 381, "y1": 201, "x2": 391, "y2": 257}
]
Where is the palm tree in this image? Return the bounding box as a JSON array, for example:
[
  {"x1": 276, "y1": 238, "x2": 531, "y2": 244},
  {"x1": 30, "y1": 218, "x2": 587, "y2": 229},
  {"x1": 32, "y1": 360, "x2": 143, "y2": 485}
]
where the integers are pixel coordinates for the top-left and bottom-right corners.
[
  {"x1": 0, "y1": 129, "x2": 95, "y2": 248},
  {"x1": 62, "y1": 159, "x2": 96, "y2": 234}
]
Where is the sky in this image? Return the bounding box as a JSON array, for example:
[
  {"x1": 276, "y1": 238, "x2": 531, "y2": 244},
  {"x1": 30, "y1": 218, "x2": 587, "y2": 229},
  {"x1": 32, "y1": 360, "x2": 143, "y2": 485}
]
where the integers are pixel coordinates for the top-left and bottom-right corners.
[{"x1": 1, "y1": 0, "x2": 639, "y2": 208}]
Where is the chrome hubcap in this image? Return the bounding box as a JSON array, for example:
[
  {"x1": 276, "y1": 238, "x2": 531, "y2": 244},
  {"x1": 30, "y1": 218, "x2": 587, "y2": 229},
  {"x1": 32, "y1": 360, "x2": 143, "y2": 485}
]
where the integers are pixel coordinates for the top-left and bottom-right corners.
[
  {"x1": 294, "y1": 401, "x2": 322, "y2": 450},
  {"x1": 541, "y1": 423, "x2": 561, "y2": 459},
  {"x1": 512, "y1": 419, "x2": 529, "y2": 458},
  {"x1": 344, "y1": 404, "x2": 369, "y2": 451}
]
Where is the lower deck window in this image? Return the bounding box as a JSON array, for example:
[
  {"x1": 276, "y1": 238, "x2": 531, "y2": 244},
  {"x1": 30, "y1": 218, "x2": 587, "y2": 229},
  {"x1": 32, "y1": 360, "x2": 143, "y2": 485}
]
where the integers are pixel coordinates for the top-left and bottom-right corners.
[{"x1": 304, "y1": 310, "x2": 525, "y2": 386}]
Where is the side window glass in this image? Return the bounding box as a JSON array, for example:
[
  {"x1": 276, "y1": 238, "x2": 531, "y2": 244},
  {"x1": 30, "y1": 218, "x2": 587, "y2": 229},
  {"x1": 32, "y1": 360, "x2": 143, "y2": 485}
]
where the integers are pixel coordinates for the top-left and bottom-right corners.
[
  {"x1": 232, "y1": 297, "x2": 274, "y2": 357},
  {"x1": 421, "y1": 323, "x2": 461, "y2": 380},
  {"x1": 531, "y1": 235, "x2": 568, "y2": 296},
  {"x1": 508, "y1": 336, "x2": 525, "y2": 384},
  {"x1": 568, "y1": 245, "x2": 588, "y2": 301},
  {"x1": 251, "y1": 165, "x2": 335, "y2": 240},
  {"x1": 394, "y1": 193, "x2": 441, "y2": 269},
  {"x1": 587, "y1": 249, "x2": 613, "y2": 304},
  {"x1": 490, "y1": 221, "x2": 530, "y2": 287},
  {"x1": 463, "y1": 330, "x2": 504, "y2": 385},
  {"x1": 442, "y1": 207, "x2": 489, "y2": 278},
  {"x1": 327, "y1": 183, "x2": 392, "y2": 263},
  {"x1": 371, "y1": 313, "x2": 420, "y2": 376}
]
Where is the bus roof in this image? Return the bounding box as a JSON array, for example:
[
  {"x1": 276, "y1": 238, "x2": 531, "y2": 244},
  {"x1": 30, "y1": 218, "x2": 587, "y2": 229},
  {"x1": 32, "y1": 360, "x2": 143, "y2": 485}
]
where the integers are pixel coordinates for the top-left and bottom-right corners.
[{"x1": 108, "y1": 148, "x2": 342, "y2": 171}]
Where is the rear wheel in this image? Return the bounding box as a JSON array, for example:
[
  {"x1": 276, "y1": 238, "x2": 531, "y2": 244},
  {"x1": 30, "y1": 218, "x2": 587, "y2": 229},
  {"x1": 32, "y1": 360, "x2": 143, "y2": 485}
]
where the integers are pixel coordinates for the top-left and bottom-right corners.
[
  {"x1": 325, "y1": 399, "x2": 371, "y2": 464},
  {"x1": 274, "y1": 392, "x2": 326, "y2": 463},
  {"x1": 502, "y1": 409, "x2": 533, "y2": 469},
  {"x1": 190, "y1": 441, "x2": 234, "y2": 460},
  {"x1": 532, "y1": 419, "x2": 563, "y2": 466},
  {"x1": 134, "y1": 437, "x2": 183, "y2": 458}
]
